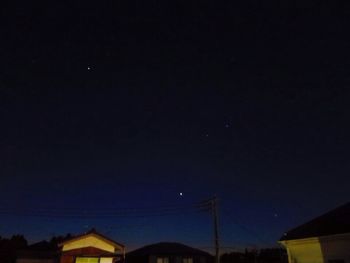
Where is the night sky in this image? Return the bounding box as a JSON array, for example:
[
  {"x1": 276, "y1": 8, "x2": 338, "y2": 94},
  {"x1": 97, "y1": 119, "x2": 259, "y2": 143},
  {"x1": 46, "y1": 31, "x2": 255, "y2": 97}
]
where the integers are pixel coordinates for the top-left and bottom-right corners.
[{"x1": 1, "y1": 1, "x2": 350, "y2": 252}]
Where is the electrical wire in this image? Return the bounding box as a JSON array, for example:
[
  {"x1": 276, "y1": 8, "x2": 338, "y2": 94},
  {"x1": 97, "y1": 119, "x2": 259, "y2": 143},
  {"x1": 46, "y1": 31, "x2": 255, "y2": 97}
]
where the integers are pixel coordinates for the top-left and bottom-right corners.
[{"x1": 0, "y1": 200, "x2": 213, "y2": 219}]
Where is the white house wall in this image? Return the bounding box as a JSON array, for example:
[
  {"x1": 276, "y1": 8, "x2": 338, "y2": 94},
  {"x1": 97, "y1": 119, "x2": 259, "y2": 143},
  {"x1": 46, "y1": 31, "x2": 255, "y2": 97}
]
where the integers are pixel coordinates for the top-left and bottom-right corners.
[{"x1": 319, "y1": 234, "x2": 350, "y2": 262}]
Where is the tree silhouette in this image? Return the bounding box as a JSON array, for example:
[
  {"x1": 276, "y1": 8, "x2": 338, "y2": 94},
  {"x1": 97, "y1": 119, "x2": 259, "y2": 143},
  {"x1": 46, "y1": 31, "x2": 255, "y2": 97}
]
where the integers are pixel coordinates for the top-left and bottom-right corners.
[{"x1": 0, "y1": 235, "x2": 28, "y2": 263}]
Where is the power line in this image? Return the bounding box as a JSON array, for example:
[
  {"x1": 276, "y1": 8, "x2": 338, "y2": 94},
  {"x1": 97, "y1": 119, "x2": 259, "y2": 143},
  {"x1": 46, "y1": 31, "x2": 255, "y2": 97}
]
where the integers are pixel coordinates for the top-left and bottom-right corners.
[
  {"x1": 0, "y1": 201, "x2": 212, "y2": 219},
  {"x1": 221, "y1": 208, "x2": 269, "y2": 245}
]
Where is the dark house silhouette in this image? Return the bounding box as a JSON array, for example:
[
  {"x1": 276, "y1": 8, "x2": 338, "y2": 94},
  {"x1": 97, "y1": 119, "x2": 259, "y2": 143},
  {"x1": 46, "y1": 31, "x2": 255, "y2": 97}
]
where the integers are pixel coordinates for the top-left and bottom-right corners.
[
  {"x1": 126, "y1": 242, "x2": 213, "y2": 263},
  {"x1": 17, "y1": 240, "x2": 59, "y2": 263},
  {"x1": 16, "y1": 229, "x2": 124, "y2": 263}
]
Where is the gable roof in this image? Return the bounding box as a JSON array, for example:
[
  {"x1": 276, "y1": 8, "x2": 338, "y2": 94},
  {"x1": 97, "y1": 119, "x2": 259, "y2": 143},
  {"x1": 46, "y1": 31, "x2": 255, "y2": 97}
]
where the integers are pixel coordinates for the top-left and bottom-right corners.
[
  {"x1": 127, "y1": 242, "x2": 212, "y2": 257},
  {"x1": 280, "y1": 202, "x2": 350, "y2": 241},
  {"x1": 58, "y1": 229, "x2": 124, "y2": 249}
]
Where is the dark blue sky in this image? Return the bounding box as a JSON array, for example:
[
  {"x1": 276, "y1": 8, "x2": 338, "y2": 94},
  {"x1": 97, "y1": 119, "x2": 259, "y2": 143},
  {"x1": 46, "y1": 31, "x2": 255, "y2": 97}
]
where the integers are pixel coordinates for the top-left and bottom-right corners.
[{"x1": 0, "y1": 0, "x2": 350, "y2": 252}]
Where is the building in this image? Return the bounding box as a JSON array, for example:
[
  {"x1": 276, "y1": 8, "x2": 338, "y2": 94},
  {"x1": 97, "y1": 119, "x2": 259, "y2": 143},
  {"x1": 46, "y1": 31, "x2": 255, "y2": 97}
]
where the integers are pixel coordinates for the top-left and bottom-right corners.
[
  {"x1": 59, "y1": 229, "x2": 125, "y2": 263},
  {"x1": 279, "y1": 202, "x2": 350, "y2": 263},
  {"x1": 16, "y1": 240, "x2": 59, "y2": 263},
  {"x1": 126, "y1": 242, "x2": 213, "y2": 263},
  {"x1": 17, "y1": 229, "x2": 125, "y2": 263}
]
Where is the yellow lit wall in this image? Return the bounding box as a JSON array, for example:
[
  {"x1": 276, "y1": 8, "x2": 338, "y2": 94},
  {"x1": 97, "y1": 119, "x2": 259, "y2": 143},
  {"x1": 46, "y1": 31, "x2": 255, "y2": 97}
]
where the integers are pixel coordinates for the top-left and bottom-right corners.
[
  {"x1": 280, "y1": 233, "x2": 350, "y2": 263},
  {"x1": 283, "y1": 237, "x2": 323, "y2": 263}
]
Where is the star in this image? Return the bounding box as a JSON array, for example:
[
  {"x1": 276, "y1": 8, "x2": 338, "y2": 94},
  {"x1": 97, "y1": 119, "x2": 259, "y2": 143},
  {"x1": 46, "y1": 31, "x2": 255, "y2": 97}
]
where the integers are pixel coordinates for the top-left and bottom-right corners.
[
  {"x1": 179, "y1": 192, "x2": 183, "y2": 196},
  {"x1": 87, "y1": 66, "x2": 91, "y2": 70}
]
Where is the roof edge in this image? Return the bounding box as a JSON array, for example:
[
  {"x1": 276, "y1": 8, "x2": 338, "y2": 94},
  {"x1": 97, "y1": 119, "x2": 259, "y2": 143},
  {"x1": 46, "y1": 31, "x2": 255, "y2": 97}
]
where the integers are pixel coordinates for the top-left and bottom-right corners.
[{"x1": 58, "y1": 229, "x2": 125, "y2": 249}]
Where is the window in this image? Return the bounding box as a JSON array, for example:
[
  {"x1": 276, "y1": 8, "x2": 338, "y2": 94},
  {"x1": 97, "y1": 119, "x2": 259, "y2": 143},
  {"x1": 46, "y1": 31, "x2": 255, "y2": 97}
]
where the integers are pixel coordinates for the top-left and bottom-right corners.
[
  {"x1": 75, "y1": 257, "x2": 100, "y2": 263},
  {"x1": 183, "y1": 258, "x2": 193, "y2": 263},
  {"x1": 157, "y1": 257, "x2": 169, "y2": 263}
]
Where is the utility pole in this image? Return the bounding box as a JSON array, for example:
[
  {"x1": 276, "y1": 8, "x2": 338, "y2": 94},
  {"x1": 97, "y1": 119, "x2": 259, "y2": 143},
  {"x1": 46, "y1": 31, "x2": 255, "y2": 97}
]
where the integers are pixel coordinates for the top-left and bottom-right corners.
[{"x1": 211, "y1": 196, "x2": 220, "y2": 263}]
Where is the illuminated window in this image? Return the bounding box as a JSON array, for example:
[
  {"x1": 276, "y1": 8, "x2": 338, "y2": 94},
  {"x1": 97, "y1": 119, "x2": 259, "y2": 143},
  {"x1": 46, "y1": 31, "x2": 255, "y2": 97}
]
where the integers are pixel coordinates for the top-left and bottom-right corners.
[
  {"x1": 183, "y1": 258, "x2": 193, "y2": 263},
  {"x1": 75, "y1": 258, "x2": 100, "y2": 263},
  {"x1": 157, "y1": 257, "x2": 169, "y2": 263}
]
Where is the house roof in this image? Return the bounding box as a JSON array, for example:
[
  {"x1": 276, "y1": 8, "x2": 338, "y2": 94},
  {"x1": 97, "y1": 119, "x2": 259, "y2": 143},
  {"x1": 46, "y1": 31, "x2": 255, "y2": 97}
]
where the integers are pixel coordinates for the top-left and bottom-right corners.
[
  {"x1": 280, "y1": 202, "x2": 350, "y2": 241},
  {"x1": 27, "y1": 240, "x2": 57, "y2": 250},
  {"x1": 58, "y1": 229, "x2": 125, "y2": 249},
  {"x1": 127, "y1": 242, "x2": 212, "y2": 257}
]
